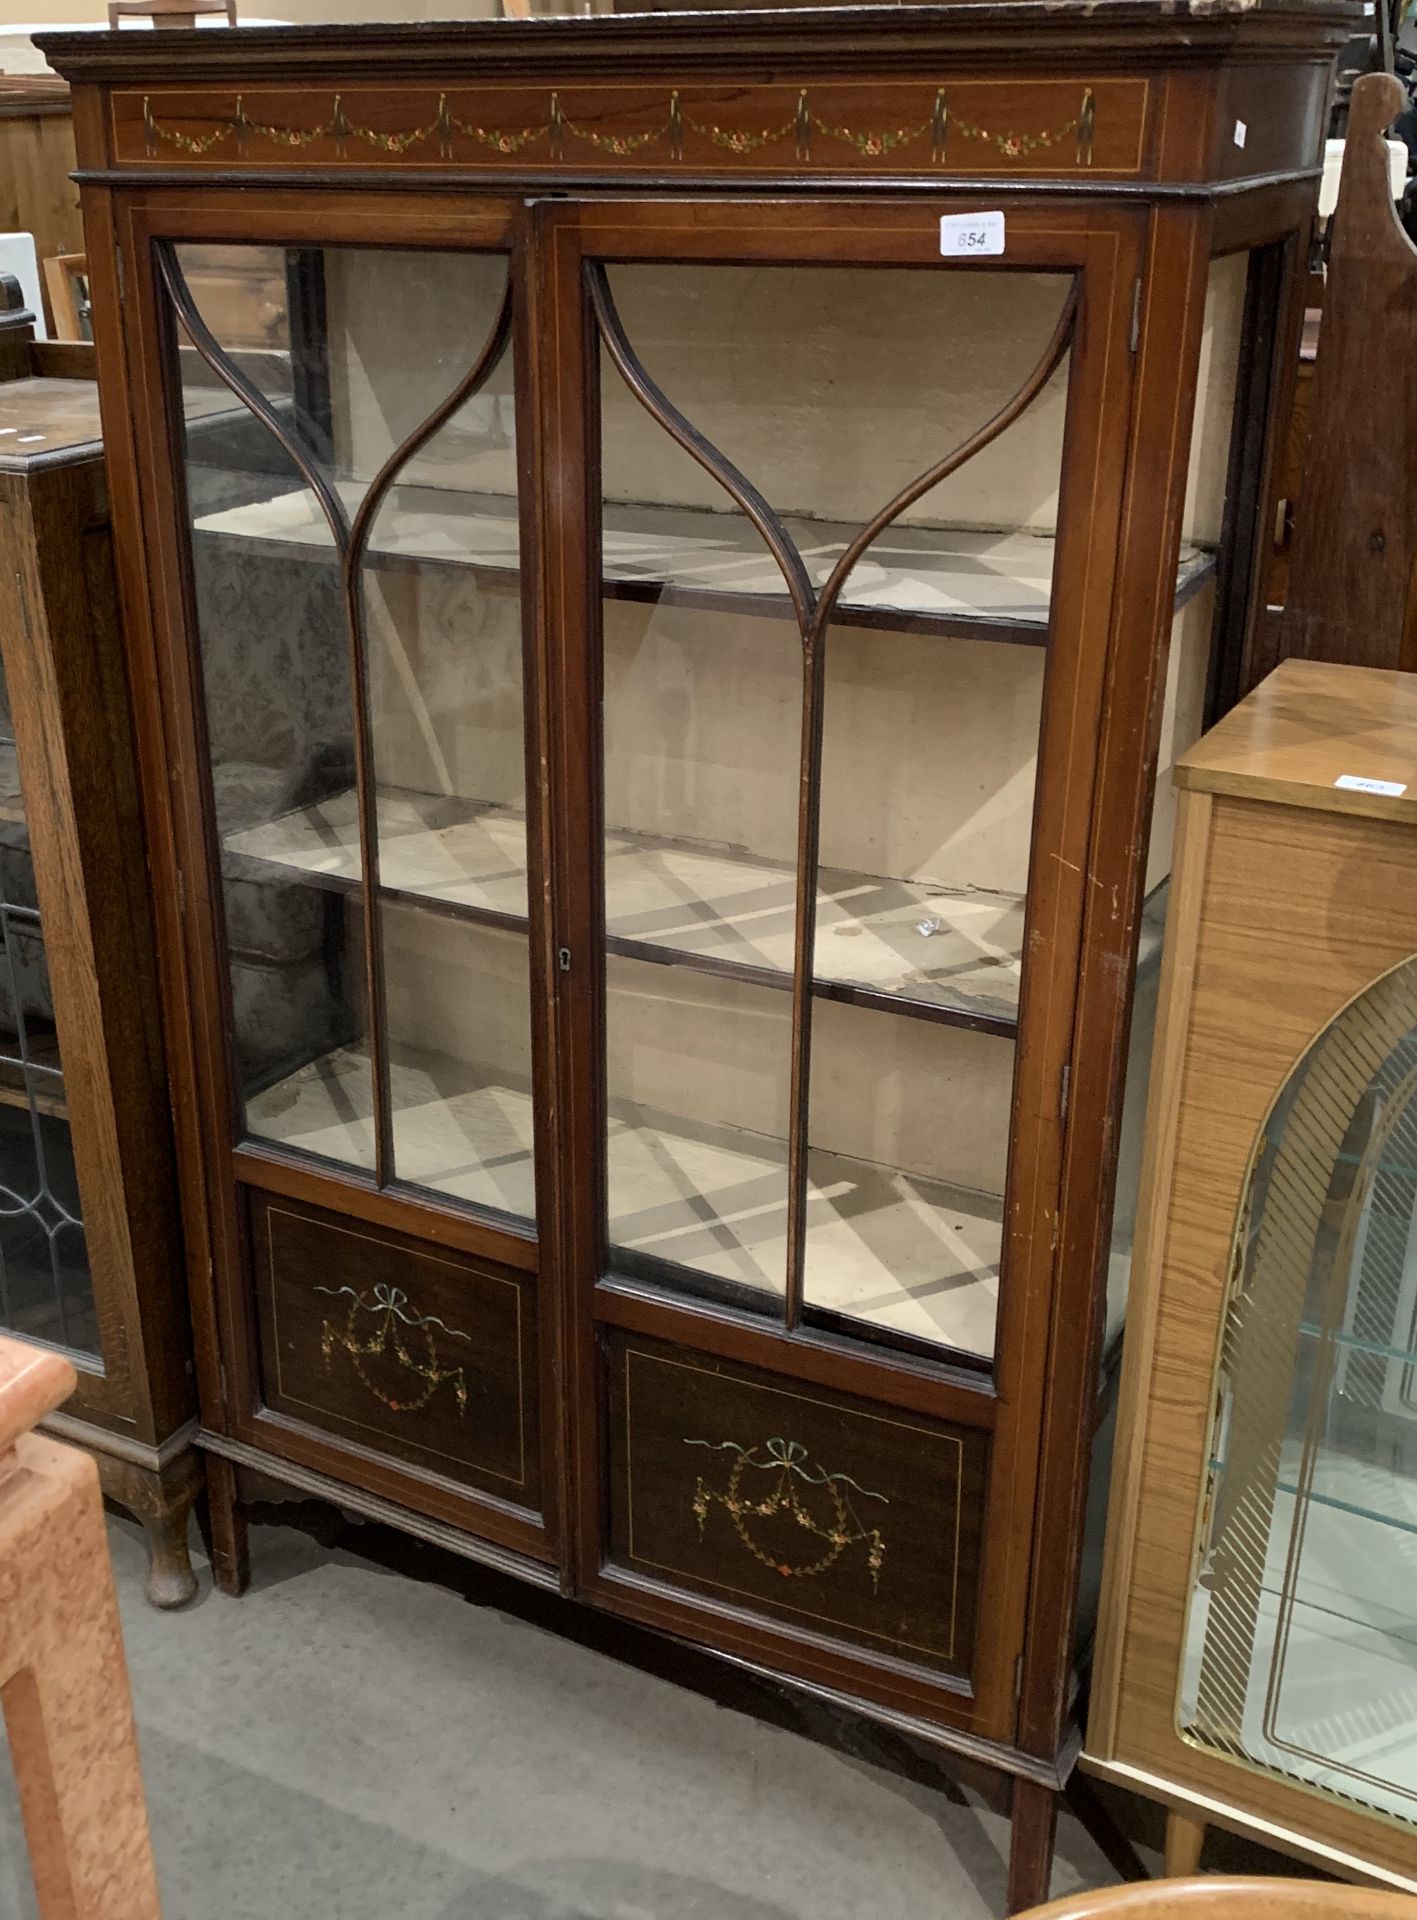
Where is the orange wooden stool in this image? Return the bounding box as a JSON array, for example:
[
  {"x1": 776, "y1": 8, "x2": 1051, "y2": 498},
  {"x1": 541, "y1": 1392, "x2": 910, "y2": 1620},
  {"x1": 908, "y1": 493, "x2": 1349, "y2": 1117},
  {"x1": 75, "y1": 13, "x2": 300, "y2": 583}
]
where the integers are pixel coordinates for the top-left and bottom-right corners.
[
  {"x1": 0, "y1": 1335, "x2": 163, "y2": 1919},
  {"x1": 1020, "y1": 1880, "x2": 1417, "y2": 1919}
]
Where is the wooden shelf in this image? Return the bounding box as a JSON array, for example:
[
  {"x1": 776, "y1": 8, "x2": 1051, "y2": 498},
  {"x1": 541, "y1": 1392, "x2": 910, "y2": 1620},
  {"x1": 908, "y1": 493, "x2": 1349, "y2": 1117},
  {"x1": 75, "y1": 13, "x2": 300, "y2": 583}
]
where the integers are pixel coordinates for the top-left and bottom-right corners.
[
  {"x1": 225, "y1": 785, "x2": 1027, "y2": 1033},
  {"x1": 194, "y1": 483, "x2": 1216, "y2": 645},
  {"x1": 0, "y1": 1028, "x2": 67, "y2": 1120},
  {"x1": 245, "y1": 1038, "x2": 1006, "y2": 1358},
  {"x1": 1180, "y1": 1466, "x2": 1417, "y2": 1823}
]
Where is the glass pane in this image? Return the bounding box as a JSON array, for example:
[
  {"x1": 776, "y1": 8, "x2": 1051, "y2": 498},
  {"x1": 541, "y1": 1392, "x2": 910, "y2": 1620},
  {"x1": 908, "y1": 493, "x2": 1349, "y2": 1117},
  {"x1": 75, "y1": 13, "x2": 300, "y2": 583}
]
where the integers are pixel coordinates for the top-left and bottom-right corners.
[
  {"x1": 0, "y1": 657, "x2": 98, "y2": 1360},
  {"x1": 172, "y1": 244, "x2": 536, "y2": 1223},
  {"x1": 355, "y1": 252, "x2": 534, "y2": 1217},
  {"x1": 1108, "y1": 251, "x2": 1250, "y2": 1346},
  {"x1": 607, "y1": 954, "x2": 794, "y2": 1305},
  {"x1": 1180, "y1": 958, "x2": 1417, "y2": 1826},
  {"x1": 1155, "y1": 248, "x2": 1249, "y2": 886},
  {"x1": 382, "y1": 909, "x2": 535, "y2": 1218},
  {"x1": 806, "y1": 999, "x2": 1012, "y2": 1356},
  {"x1": 181, "y1": 395, "x2": 374, "y2": 1171}
]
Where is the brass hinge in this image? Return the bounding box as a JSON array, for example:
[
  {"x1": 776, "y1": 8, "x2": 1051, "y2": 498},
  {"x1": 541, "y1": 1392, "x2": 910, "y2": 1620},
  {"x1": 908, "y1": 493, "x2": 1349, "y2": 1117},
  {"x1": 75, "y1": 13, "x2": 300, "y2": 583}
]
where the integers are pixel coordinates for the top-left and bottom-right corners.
[
  {"x1": 1059, "y1": 1062, "x2": 1071, "y2": 1126},
  {"x1": 1129, "y1": 276, "x2": 1142, "y2": 355},
  {"x1": 1015, "y1": 1653, "x2": 1025, "y2": 1701}
]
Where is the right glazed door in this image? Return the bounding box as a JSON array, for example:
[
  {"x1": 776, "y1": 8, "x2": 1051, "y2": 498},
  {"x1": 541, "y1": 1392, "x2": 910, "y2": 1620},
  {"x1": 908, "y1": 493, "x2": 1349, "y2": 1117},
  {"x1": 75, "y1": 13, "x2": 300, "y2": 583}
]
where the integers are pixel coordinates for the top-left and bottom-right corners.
[
  {"x1": 590, "y1": 250, "x2": 1079, "y2": 1366},
  {"x1": 551, "y1": 199, "x2": 1152, "y2": 1735}
]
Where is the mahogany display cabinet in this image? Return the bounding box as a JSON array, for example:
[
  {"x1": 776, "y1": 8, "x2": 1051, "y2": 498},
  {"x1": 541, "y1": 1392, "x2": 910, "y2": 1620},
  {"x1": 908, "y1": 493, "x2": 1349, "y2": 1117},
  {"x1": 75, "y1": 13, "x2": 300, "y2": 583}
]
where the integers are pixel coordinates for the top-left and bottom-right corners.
[
  {"x1": 45, "y1": 2, "x2": 1353, "y2": 1901},
  {"x1": 0, "y1": 302, "x2": 199, "y2": 1605}
]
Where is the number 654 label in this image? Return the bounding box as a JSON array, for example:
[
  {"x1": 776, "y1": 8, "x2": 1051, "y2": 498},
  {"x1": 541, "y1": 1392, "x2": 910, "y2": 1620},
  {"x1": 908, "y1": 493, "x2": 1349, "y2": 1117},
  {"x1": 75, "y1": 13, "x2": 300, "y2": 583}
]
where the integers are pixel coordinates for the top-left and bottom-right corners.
[{"x1": 939, "y1": 210, "x2": 1005, "y2": 257}]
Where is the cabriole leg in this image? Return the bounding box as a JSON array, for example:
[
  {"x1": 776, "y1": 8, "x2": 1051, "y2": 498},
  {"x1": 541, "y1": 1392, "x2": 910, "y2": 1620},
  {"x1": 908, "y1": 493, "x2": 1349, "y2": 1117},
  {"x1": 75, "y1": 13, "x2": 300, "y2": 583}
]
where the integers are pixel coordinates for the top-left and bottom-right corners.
[{"x1": 99, "y1": 1447, "x2": 204, "y2": 1610}]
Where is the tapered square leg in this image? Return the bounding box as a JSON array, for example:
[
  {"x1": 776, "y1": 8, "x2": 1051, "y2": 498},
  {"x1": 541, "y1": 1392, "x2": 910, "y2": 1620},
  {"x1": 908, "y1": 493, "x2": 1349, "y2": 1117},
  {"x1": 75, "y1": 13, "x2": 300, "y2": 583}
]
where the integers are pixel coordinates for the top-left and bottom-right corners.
[
  {"x1": 1007, "y1": 1777, "x2": 1058, "y2": 1915},
  {"x1": 203, "y1": 1454, "x2": 250, "y2": 1598}
]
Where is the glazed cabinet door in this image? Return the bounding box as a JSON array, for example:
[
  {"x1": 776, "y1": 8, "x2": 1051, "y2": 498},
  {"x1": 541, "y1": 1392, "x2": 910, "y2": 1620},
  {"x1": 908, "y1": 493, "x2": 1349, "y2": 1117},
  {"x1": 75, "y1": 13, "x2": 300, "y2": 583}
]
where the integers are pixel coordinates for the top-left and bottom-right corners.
[
  {"x1": 545, "y1": 200, "x2": 1150, "y2": 1736},
  {"x1": 0, "y1": 528, "x2": 112, "y2": 1385},
  {"x1": 122, "y1": 197, "x2": 551, "y2": 1556},
  {"x1": 0, "y1": 427, "x2": 187, "y2": 1447}
]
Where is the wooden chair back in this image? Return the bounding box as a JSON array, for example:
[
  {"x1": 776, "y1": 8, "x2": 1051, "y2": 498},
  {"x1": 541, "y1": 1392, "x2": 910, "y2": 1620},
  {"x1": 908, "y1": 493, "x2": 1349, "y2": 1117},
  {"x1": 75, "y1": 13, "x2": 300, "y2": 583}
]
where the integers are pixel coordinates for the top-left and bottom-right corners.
[{"x1": 1280, "y1": 71, "x2": 1417, "y2": 670}]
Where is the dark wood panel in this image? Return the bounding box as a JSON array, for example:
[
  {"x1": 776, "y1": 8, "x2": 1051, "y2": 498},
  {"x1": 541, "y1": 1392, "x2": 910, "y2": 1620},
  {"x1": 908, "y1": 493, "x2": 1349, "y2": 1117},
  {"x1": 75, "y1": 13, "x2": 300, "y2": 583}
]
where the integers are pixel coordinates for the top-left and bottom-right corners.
[
  {"x1": 595, "y1": 1276, "x2": 1000, "y2": 1426},
  {"x1": 606, "y1": 1331, "x2": 987, "y2": 1679},
  {"x1": 234, "y1": 1144, "x2": 539, "y2": 1272},
  {"x1": 1209, "y1": 60, "x2": 1330, "y2": 187},
  {"x1": 202, "y1": 1425, "x2": 556, "y2": 1580},
  {"x1": 43, "y1": 7, "x2": 1358, "y2": 97},
  {"x1": 250, "y1": 1187, "x2": 541, "y2": 1509}
]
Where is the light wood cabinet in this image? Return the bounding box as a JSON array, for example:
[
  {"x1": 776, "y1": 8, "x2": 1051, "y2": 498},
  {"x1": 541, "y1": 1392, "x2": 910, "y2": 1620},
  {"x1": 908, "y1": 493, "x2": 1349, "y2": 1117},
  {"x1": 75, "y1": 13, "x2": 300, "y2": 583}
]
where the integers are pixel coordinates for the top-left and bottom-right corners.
[{"x1": 1090, "y1": 659, "x2": 1417, "y2": 1893}]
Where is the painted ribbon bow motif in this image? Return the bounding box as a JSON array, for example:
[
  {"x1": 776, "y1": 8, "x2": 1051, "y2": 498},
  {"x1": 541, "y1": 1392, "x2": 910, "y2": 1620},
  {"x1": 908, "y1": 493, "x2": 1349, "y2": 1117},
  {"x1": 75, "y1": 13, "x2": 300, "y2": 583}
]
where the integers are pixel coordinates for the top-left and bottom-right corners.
[
  {"x1": 315, "y1": 1280, "x2": 471, "y2": 1418},
  {"x1": 686, "y1": 1434, "x2": 889, "y2": 1592}
]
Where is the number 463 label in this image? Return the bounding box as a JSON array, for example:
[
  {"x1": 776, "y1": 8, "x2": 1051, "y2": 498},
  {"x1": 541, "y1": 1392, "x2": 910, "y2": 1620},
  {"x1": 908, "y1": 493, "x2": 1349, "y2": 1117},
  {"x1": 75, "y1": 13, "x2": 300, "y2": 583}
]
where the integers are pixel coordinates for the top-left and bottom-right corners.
[{"x1": 939, "y1": 210, "x2": 1005, "y2": 257}]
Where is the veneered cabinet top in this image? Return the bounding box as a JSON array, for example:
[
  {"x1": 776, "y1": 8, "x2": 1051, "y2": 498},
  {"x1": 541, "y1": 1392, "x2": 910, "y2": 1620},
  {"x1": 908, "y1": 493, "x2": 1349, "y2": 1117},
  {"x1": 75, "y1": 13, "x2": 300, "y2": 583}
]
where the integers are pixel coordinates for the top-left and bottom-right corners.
[
  {"x1": 0, "y1": 366, "x2": 231, "y2": 474},
  {"x1": 1177, "y1": 658, "x2": 1417, "y2": 822},
  {"x1": 41, "y1": 0, "x2": 1357, "y2": 192}
]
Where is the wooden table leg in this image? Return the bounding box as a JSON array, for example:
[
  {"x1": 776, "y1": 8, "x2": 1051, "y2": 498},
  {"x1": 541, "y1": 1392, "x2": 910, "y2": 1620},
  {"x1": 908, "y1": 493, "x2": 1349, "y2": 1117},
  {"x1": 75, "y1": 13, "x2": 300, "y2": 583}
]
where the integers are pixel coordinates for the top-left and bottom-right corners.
[
  {"x1": 1164, "y1": 1808, "x2": 1207, "y2": 1878},
  {"x1": 0, "y1": 1335, "x2": 164, "y2": 1920}
]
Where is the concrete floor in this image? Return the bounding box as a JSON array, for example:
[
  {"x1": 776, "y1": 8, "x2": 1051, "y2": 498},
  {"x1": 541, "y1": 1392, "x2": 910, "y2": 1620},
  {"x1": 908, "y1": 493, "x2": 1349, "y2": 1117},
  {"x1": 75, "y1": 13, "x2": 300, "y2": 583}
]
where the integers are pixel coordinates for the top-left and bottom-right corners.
[{"x1": 0, "y1": 1505, "x2": 1288, "y2": 1920}]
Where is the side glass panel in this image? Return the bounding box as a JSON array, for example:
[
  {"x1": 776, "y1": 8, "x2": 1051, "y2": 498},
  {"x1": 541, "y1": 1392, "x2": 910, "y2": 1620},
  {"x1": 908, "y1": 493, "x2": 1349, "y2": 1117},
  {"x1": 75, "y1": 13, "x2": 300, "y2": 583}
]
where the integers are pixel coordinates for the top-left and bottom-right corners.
[
  {"x1": 0, "y1": 653, "x2": 95, "y2": 1358},
  {"x1": 594, "y1": 261, "x2": 1143, "y2": 1364},
  {"x1": 169, "y1": 243, "x2": 536, "y2": 1227},
  {"x1": 1106, "y1": 249, "x2": 1251, "y2": 1348},
  {"x1": 1180, "y1": 957, "x2": 1417, "y2": 1828}
]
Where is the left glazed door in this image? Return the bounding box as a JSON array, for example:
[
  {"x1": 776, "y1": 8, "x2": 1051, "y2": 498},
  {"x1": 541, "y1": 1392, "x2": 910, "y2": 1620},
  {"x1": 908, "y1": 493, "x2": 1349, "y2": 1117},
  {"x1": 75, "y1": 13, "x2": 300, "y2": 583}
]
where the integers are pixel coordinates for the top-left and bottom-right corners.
[{"x1": 125, "y1": 198, "x2": 553, "y2": 1554}]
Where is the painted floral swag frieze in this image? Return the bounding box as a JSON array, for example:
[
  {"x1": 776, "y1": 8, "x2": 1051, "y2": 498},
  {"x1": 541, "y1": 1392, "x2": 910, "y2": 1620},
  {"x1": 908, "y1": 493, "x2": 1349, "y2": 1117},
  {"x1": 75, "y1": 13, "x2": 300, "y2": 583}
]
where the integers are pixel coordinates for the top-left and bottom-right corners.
[{"x1": 139, "y1": 85, "x2": 1097, "y2": 167}]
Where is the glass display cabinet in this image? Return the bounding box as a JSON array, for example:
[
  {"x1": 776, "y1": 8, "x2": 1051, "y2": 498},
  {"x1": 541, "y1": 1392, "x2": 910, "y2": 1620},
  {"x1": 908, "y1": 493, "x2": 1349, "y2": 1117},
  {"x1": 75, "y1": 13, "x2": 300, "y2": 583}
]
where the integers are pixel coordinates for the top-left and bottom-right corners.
[
  {"x1": 47, "y1": 3, "x2": 1352, "y2": 1901},
  {"x1": 0, "y1": 288, "x2": 199, "y2": 1604},
  {"x1": 1090, "y1": 658, "x2": 1417, "y2": 1894}
]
